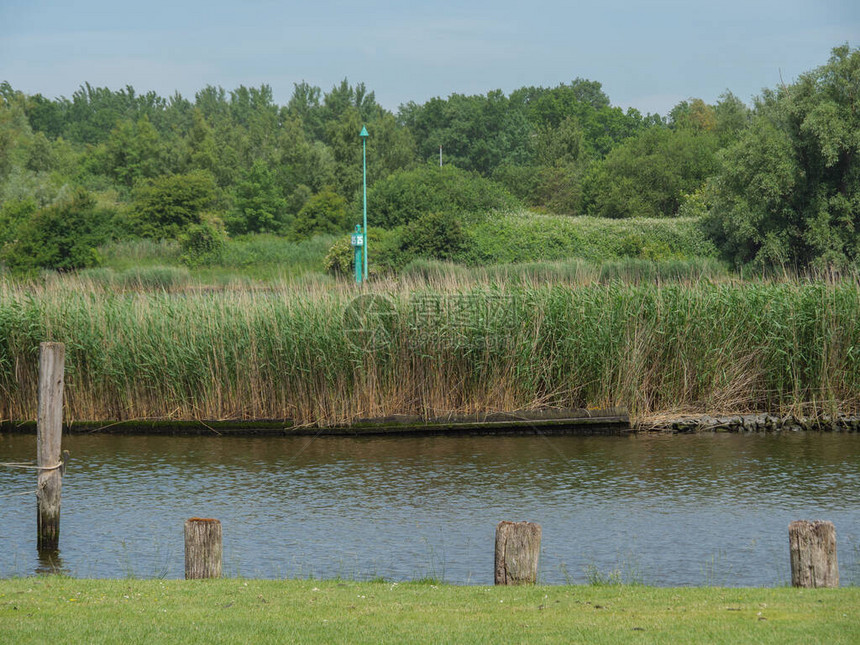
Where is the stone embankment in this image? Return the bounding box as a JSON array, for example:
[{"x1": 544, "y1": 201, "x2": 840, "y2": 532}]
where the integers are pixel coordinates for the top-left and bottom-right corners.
[{"x1": 645, "y1": 414, "x2": 860, "y2": 433}]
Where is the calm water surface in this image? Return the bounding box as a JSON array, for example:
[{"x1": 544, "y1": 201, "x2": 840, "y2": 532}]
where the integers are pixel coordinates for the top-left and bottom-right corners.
[{"x1": 1, "y1": 432, "x2": 858, "y2": 585}]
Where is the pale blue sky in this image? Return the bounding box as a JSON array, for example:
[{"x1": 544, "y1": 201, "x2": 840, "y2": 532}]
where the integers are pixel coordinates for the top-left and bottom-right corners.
[{"x1": 1, "y1": 0, "x2": 857, "y2": 115}]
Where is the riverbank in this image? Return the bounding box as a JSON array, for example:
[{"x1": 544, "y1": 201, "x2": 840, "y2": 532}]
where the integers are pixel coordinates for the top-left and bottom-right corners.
[
  {"x1": 3, "y1": 409, "x2": 859, "y2": 436},
  {"x1": 1, "y1": 578, "x2": 857, "y2": 644}
]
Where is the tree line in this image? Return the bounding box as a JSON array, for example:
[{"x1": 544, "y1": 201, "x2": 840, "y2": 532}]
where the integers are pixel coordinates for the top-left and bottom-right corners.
[{"x1": 0, "y1": 44, "x2": 857, "y2": 272}]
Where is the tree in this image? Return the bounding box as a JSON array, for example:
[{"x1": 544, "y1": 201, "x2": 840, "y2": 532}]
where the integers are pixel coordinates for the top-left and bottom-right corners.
[
  {"x1": 101, "y1": 116, "x2": 163, "y2": 186},
  {"x1": 704, "y1": 45, "x2": 860, "y2": 268},
  {"x1": 669, "y1": 98, "x2": 717, "y2": 131},
  {"x1": 287, "y1": 81, "x2": 324, "y2": 141},
  {"x1": 523, "y1": 80, "x2": 645, "y2": 158},
  {"x1": 713, "y1": 91, "x2": 751, "y2": 146},
  {"x1": 185, "y1": 108, "x2": 219, "y2": 176},
  {"x1": 399, "y1": 90, "x2": 532, "y2": 174},
  {"x1": 130, "y1": 171, "x2": 219, "y2": 239},
  {"x1": 583, "y1": 127, "x2": 720, "y2": 218},
  {"x1": 324, "y1": 107, "x2": 415, "y2": 200},
  {"x1": 227, "y1": 160, "x2": 288, "y2": 234}
]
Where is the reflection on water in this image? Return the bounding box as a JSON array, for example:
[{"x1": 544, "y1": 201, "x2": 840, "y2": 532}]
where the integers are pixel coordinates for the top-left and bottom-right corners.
[{"x1": 1, "y1": 432, "x2": 859, "y2": 585}]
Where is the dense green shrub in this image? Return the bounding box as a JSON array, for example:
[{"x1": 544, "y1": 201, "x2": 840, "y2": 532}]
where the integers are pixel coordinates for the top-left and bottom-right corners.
[
  {"x1": 398, "y1": 212, "x2": 466, "y2": 261},
  {"x1": 178, "y1": 220, "x2": 226, "y2": 266},
  {"x1": 0, "y1": 197, "x2": 37, "y2": 247},
  {"x1": 1, "y1": 188, "x2": 113, "y2": 272},
  {"x1": 367, "y1": 164, "x2": 518, "y2": 228},
  {"x1": 459, "y1": 211, "x2": 717, "y2": 265},
  {"x1": 291, "y1": 186, "x2": 349, "y2": 239}
]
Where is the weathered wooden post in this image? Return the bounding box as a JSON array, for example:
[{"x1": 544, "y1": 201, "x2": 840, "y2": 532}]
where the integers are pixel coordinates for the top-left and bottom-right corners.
[
  {"x1": 185, "y1": 518, "x2": 222, "y2": 579},
  {"x1": 37, "y1": 342, "x2": 65, "y2": 551},
  {"x1": 789, "y1": 520, "x2": 838, "y2": 588},
  {"x1": 495, "y1": 521, "x2": 541, "y2": 585}
]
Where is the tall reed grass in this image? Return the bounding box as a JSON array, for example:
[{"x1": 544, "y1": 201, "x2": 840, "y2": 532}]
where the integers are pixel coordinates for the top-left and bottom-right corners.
[{"x1": 1, "y1": 276, "x2": 858, "y2": 424}]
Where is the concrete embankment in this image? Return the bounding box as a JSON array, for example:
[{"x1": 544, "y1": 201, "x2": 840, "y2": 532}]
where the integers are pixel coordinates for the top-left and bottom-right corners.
[
  {"x1": 0, "y1": 407, "x2": 632, "y2": 436},
  {"x1": 641, "y1": 413, "x2": 860, "y2": 433}
]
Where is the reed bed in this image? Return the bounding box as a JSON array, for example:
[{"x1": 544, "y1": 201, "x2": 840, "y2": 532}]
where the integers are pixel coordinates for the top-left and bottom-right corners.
[{"x1": 1, "y1": 276, "x2": 859, "y2": 424}]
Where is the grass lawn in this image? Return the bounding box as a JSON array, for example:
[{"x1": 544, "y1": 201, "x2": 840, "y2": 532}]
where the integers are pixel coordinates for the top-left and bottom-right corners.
[{"x1": 1, "y1": 578, "x2": 857, "y2": 644}]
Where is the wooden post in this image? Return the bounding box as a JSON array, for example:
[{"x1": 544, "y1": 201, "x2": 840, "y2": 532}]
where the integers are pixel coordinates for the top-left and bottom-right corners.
[
  {"x1": 495, "y1": 521, "x2": 541, "y2": 585},
  {"x1": 185, "y1": 518, "x2": 222, "y2": 579},
  {"x1": 789, "y1": 520, "x2": 838, "y2": 588},
  {"x1": 37, "y1": 342, "x2": 65, "y2": 551}
]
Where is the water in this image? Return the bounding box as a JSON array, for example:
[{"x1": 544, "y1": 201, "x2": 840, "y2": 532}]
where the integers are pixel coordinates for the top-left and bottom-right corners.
[{"x1": 1, "y1": 431, "x2": 859, "y2": 585}]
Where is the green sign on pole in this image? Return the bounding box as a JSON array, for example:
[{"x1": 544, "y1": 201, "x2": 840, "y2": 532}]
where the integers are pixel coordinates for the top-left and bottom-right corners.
[
  {"x1": 360, "y1": 125, "x2": 369, "y2": 281},
  {"x1": 351, "y1": 224, "x2": 363, "y2": 284}
]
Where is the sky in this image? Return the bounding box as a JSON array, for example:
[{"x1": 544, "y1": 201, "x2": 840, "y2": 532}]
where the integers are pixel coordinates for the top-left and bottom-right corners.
[{"x1": 1, "y1": 0, "x2": 858, "y2": 116}]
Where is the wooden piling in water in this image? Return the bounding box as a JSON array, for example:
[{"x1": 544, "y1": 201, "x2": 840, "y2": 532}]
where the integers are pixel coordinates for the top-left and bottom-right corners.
[
  {"x1": 494, "y1": 521, "x2": 541, "y2": 585},
  {"x1": 789, "y1": 520, "x2": 838, "y2": 588},
  {"x1": 37, "y1": 342, "x2": 65, "y2": 551},
  {"x1": 185, "y1": 518, "x2": 222, "y2": 579}
]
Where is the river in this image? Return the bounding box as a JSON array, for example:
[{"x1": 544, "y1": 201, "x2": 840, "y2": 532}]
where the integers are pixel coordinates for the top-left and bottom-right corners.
[{"x1": 1, "y1": 432, "x2": 858, "y2": 585}]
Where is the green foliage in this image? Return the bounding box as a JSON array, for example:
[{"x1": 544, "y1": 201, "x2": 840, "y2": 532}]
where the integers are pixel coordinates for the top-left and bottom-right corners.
[
  {"x1": 178, "y1": 220, "x2": 226, "y2": 266},
  {"x1": 291, "y1": 186, "x2": 349, "y2": 239},
  {"x1": 324, "y1": 107, "x2": 416, "y2": 199},
  {"x1": 399, "y1": 212, "x2": 466, "y2": 261},
  {"x1": 583, "y1": 127, "x2": 720, "y2": 218},
  {"x1": 323, "y1": 235, "x2": 353, "y2": 276},
  {"x1": 460, "y1": 211, "x2": 717, "y2": 265},
  {"x1": 368, "y1": 164, "x2": 518, "y2": 228},
  {"x1": 100, "y1": 116, "x2": 164, "y2": 186},
  {"x1": 1, "y1": 188, "x2": 112, "y2": 272},
  {"x1": 533, "y1": 163, "x2": 588, "y2": 216},
  {"x1": 400, "y1": 90, "x2": 532, "y2": 173},
  {"x1": 0, "y1": 197, "x2": 37, "y2": 246},
  {"x1": 25, "y1": 131, "x2": 55, "y2": 172},
  {"x1": 227, "y1": 160, "x2": 289, "y2": 234},
  {"x1": 323, "y1": 227, "x2": 402, "y2": 276},
  {"x1": 518, "y1": 79, "x2": 648, "y2": 157},
  {"x1": 129, "y1": 171, "x2": 220, "y2": 239},
  {"x1": 713, "y1": 91, "x2": 752, "y2": 146},
  {"x1": 704, "y1": 44, "x2": 860, "y2": 268},
  {"x1": 217, "y1": 233, "x2": 336, "y2": 274}
]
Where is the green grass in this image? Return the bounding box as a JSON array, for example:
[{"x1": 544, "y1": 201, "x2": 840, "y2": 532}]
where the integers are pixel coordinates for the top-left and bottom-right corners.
[
  {"x1": 1, "y1": 578, "x2": 857, "y2": 644},
  {"x1": 96, "y1": 234, "x2": 338, "y2": 283}
]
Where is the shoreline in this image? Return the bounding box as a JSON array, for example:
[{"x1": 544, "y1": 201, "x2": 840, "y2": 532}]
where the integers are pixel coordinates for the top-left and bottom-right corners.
[{"x1": 2, "y1": 408, "x2": 859, "y2": 436}]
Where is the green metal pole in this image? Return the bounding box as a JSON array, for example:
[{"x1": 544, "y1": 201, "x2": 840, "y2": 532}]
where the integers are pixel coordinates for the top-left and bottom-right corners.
[{"x1": 360, "y1": 125, "x2": 368, "y2": 280}]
